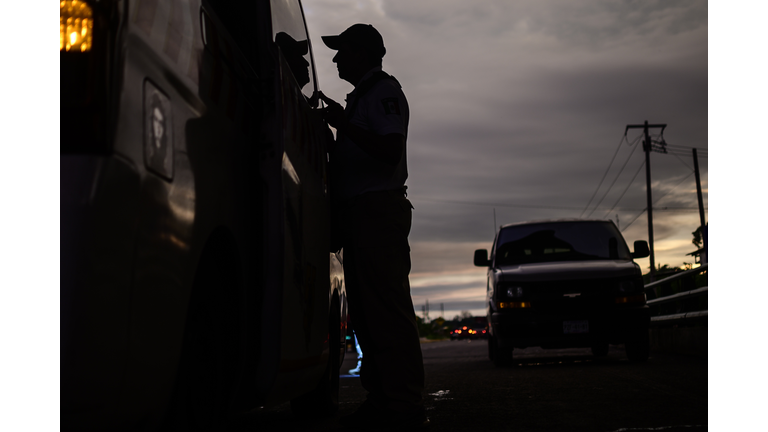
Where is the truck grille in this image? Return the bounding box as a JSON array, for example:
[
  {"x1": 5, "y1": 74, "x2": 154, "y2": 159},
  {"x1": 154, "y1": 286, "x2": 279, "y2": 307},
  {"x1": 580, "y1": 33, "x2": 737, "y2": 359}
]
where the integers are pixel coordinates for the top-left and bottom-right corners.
[{"x1": 524, "y1": 279, "x2": 616, "y2": 313}]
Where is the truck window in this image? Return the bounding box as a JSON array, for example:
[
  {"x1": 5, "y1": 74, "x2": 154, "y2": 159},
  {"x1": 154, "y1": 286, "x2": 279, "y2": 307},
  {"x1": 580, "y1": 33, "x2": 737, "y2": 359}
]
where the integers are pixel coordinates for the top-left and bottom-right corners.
[{"x1": 270, "y1": 0, "x2": 316, "y2": 97}]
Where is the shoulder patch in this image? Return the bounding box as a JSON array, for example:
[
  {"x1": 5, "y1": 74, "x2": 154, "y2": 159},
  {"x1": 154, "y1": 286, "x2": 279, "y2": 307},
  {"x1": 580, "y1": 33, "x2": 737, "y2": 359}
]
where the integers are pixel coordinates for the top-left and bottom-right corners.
[{"x1": 381, "y1": 97, "x2": 402, "y2": 115}]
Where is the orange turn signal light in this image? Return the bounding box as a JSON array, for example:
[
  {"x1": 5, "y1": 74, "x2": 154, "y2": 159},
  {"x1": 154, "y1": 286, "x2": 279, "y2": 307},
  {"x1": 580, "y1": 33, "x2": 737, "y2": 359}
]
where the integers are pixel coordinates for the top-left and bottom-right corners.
[
  {"x1": 499, "y1": 301, "x2": 531, "y2": 309},
  {"x1": 615, "y1": 294, "x2": 646, "y2": 304},
  {"x1": 61, "y1": 1, "x2": 93, "y2": 52}
]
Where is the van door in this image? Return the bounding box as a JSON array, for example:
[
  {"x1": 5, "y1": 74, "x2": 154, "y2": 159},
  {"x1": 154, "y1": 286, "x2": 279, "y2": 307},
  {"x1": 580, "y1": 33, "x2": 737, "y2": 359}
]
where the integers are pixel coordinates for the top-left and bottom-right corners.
[{"x1": 264, "y1": 0, "x2": 333, "y2": 403}]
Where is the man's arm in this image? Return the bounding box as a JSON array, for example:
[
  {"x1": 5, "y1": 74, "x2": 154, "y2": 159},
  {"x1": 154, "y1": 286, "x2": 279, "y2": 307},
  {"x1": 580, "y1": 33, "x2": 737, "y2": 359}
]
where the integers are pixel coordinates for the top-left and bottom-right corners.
[
  {"x1": 339, "y1": 124, "x2": 404, "y2": 166},
  {"x1": 318, "y1": 92, "x2": 404, "y2": 166}
]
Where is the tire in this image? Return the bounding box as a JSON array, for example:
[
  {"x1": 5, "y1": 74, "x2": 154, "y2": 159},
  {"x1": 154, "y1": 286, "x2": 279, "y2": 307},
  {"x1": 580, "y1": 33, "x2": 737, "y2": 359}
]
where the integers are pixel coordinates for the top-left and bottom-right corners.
[
  {"x1": 290, "y1": 298, "x2": 341, "y2": 417},
  {"x1": 487, "y1": 334, "x2": 494, "y2": 360},
  {"x1": 490, "y1": 334, "x2": 513, "y2": 367},
  {"x1": 165, "y1": 234, "x2": 242, "y2": 431},
  {"x1": 591, "y1": 343, "x2": 609, "y2": 357},
  {"x1": 625, "y1": 330, "x2": 650, "y2": 363}
]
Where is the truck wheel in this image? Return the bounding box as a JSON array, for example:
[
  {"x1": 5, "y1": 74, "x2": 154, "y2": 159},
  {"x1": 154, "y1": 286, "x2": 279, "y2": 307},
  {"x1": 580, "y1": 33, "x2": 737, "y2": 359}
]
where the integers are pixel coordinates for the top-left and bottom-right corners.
[
  {"x1": 625, "y1": 330, "x2": 650, "y2": 363},
  {"x1": 291, "y1": 298, "x2": 341, "y2": 417},
  {"x1": 165, "y1": 234, "x2": 242, "y2": 431}
]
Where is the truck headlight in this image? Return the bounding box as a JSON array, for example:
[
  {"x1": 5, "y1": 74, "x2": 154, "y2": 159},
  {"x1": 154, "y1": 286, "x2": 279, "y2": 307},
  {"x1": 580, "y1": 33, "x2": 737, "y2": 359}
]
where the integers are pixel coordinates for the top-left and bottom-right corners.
[
  {"x1": 618, "y1": 279, "x2": 643, "y2": 294},
  {"x1": 506, "y1": 286, "x2": 524, "y2": 298}
]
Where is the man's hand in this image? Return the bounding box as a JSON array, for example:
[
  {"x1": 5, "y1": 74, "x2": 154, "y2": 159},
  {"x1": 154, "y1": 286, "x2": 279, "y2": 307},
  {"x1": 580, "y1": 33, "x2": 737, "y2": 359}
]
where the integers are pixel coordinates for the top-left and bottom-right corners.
[
  {"x1": 317, "y1": 91, "x2": 404, "y2": 166},
  {"x1": 318, "y1": 92, "x2": 347, "y2": 130}
]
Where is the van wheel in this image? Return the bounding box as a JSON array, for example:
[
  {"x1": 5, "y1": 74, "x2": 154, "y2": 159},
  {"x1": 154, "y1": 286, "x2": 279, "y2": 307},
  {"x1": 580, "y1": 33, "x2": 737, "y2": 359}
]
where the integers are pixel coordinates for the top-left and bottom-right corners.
[
  {"x1": 490, "y1": 334, "x2": 513, "y2": 367},
  {"x1": 488, "y1": 334, "x2": 494, "y2": 360},
  {"x1": 291, "y1": 298, "x2": 341, "y2": 417},
  {"x1": 625, "y1": 330, "x2": 650, "y2": 363},
  {"x1": 165, "y1": 234, "x2": 242, "y2": 431}
]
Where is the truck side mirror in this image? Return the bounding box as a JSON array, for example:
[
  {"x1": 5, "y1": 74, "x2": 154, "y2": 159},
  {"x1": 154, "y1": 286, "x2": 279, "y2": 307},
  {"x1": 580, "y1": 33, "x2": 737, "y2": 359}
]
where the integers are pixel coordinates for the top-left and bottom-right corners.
[
  {"x1": 632, "y1": 240, "x2": 650, "y2": 259},
  {"x1": 474, "y1": 249, "x2": 490, "y2": 267}
]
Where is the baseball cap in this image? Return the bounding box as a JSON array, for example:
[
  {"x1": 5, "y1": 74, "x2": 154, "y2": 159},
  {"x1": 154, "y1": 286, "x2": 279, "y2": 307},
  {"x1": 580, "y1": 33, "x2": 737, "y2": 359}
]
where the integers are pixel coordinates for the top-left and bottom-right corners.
[
  {"x1": 322, "y1": 24, "x2": 386, "y2": 59},
  {"x1": 275, "y1": 31, "x2": 308, "y2": 56}
]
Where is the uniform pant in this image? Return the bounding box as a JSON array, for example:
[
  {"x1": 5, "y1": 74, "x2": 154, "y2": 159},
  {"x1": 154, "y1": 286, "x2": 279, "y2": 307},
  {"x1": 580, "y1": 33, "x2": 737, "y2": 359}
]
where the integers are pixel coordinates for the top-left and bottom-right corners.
[{"x1": 340, "y1": 190, "x2": 424, "y2": 413}]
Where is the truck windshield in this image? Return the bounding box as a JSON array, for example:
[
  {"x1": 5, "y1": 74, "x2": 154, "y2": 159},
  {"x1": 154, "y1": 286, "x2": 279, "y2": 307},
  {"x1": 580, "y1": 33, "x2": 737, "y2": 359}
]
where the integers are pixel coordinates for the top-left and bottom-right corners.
[{"x1": 495, "y1": 221, "x2": 631, "y2": 266}]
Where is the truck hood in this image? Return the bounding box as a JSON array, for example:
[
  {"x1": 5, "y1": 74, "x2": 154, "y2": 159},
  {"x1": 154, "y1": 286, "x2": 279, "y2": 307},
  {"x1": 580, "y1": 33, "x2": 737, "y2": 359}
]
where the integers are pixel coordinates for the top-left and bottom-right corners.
[{"x1": 495, "y1": 260, "x2": 639, "y2": 282}]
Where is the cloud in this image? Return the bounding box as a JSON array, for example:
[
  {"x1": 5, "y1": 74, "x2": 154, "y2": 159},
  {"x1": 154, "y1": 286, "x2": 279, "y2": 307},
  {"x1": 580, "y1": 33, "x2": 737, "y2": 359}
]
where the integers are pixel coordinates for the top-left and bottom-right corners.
[{"x1": 304, "y1": 0, "x2": 707, "y2": 306}]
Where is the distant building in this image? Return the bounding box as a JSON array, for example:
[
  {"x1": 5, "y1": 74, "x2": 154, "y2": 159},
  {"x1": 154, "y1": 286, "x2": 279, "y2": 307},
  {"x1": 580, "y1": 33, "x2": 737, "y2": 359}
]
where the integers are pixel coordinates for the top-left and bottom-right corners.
[
  {"x1": 686, "y1": 248, "x2": 705, "y2": 265},
  {"x1": 687, "y1": 224, "x2": 708, "y2": 265}
]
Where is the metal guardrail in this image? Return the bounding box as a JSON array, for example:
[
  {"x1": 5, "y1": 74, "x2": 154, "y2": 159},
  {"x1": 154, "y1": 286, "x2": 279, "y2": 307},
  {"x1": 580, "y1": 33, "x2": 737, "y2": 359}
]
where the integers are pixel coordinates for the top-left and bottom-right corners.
[{"x1": 644, "y1": 264, "x2": 708, "y2": 326}]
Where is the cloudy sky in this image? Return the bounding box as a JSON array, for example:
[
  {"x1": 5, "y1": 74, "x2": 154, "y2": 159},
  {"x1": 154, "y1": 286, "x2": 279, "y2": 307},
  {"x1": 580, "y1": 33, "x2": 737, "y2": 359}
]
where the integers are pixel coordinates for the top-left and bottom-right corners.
[{"x1": 303, "y1": 0, "x2": 708, "y2": 318}]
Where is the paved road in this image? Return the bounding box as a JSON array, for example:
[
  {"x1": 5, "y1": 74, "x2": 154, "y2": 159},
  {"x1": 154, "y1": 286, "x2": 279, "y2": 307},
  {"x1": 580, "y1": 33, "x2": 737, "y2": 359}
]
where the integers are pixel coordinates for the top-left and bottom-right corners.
[{"x1": 231, "y1": 339, "x2": 707, "y2": 431}]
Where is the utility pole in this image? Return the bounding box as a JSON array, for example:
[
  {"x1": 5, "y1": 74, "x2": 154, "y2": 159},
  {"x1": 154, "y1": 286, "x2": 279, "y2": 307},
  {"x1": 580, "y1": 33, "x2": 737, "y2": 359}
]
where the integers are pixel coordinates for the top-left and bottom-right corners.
[
  {"x1": 692, "y1": 148, "x2": 706, "y2": 229},
  {"x1": 625, "y1": 121, "x2": 667, "y2": 282},
  {"x1": 426, "y1": 299, "x2": 429, "y2": 322},
  {"x1": 692, "y1": 148, "x2": 707, "y2": 265},
  {"x1": 441, "y1": 303, "x2": 444, "y2": 319}
]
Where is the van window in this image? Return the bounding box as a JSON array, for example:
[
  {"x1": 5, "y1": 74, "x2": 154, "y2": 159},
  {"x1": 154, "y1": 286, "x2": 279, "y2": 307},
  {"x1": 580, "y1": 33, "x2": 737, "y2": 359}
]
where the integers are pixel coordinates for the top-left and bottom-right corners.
[
  {"x1": 205, "y1": 0, "x2": 261, "y2": 70},
  {"x1": 495, "y1": 222, "x2": 632, "y2": 265},
  {"x1": 270, "y1": 0, "x2": 316, "y2": 96}
]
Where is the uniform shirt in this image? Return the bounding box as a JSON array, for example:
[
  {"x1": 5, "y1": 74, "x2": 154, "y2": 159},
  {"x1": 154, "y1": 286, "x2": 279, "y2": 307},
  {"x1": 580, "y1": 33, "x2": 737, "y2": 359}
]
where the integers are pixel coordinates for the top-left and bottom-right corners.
[{"x1": 336, "y1": 67, "x2": 409, "y2": 201}]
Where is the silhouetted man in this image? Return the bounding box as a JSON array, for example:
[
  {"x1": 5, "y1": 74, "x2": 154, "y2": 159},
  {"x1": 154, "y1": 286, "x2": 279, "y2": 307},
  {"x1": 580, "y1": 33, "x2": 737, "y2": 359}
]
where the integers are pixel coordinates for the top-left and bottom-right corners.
[{"x1": 319, "y1": 24, "x2": 427, "y2": 430}]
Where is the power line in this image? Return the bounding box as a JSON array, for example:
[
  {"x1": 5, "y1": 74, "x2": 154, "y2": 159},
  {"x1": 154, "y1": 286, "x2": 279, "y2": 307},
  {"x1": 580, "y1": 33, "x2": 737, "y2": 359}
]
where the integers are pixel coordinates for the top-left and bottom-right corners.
[
  {"x1": 669, "y1": 152, "x2": 694, "y2": 171},
  {"x1": 602, "y1": 159, "x2": 645, "y2": 219},
  {"x1": 586, "y1": 138, "x2": 641, "y2": 218},
  {"x1": 649, "y1": 139, "x2": 708, "y2": 153},
  {"x1": 621, "y1": 208, "x2": 647, "y2": 232},
  {"x1": 664, "y1": 143, "x2": 708, "y2": 151},
  {"x1": 667, "y1": 150, "x2": 707, "y2": 158},
  {"x1": 652, "y1": 208, "x2": 706, "y2": 213},
  {"x1": 663, "y1": 144, "x2": 708, "y2": 158},
  {"x1": 579, "y1": 134, "x2": 639, "y2": 218},
  {"x1": 652, "y1": 172, "x2": 697, "y2": 207},
  {"x1": 667, "y1": 148, "x2": 708, "y2": 155},
  {"x1": 408, "y1": 196, "x2": 704, "y2": 212},
  {"x1": 620, "y1": 171, "x2": 699, "y2": 233},
  {"x1": 646, "y1": 137, "x2": 708, "y2": 159},
  {"x1": 411, "y1": 197, "x2": 586, "y2": 211}
]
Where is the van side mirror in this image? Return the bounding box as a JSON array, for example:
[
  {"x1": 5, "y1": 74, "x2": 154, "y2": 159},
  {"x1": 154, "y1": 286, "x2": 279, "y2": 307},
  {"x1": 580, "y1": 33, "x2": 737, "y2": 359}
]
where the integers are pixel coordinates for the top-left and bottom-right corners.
[
  {"x1": 632, "y1": 240, "x2": 650, "y2": 259},
  {"x1": 474, "y1": 249, "x2": 490, "y2": 267}
]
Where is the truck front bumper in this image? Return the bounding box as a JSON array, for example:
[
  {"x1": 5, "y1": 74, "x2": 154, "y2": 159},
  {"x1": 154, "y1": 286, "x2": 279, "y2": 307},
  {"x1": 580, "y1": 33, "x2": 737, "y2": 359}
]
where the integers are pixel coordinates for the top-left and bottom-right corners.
[{"x1": 490, "y1": 305, "x2": 650, "y2": 349}]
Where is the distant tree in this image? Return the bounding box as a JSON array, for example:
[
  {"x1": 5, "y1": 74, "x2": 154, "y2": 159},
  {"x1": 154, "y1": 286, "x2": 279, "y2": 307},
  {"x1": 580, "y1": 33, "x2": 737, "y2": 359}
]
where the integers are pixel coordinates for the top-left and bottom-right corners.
[
  {"x1": 460, "y1": 310, "x2": 472, "y2": 319},
  {"x1": 452, "y1": 315, "x2": 461, "y2": 322},
  {"x1": 643, "y1": 263, "x2": 684, "y2": 284},
  {"x1": 692, "y1": 226, "x2": 703, "y2": 249},
  {"x1": 657, "y1": 263, "x2": 685, "y2": 274}
]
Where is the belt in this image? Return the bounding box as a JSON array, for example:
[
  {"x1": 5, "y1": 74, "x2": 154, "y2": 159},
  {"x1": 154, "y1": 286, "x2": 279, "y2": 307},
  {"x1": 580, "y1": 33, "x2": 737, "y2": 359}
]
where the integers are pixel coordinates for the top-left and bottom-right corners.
[
  {"x1": 341, "y1": 186, "x2": 409, "y2": 207},
  {"x1": 362, "y1": 186, "x2": 408, "y2": 197}
]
